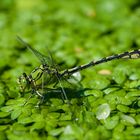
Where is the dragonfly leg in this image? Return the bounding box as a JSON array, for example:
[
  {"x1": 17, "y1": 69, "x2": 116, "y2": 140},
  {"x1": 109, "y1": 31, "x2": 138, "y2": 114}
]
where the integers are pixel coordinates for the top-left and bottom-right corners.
[
  {"x1": 23, "y1": 94, "x2": 33, "y2": 106},
  {"x1": 53, "y1": 81, "x2": 59, "y2": 88},
  {"x1": 55, "y1": 73, "x2": 71, "y2": 104},
  {"x1": 33, "y1": 90, "x2": 44, "y2": 107},
  {"x1": 35, "y1": 96, "x2": 44, "y2": 108}
]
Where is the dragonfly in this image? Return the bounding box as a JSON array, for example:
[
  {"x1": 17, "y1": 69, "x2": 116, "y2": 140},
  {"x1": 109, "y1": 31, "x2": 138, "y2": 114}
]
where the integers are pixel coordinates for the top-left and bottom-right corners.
[{"x1": 17, "y1": 36, "x2": 140, "y2": 105}]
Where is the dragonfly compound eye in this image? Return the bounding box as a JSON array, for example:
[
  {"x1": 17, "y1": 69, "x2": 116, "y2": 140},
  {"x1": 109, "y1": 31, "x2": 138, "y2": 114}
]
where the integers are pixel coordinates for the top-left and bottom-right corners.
[
  {"x1": 17, "y1": 74, "x2": 28, "y2": 92},
  {"x1": 22, "y1": 72, "x2": 27, "y2": 77},
  {"x1": 42, "y1": 64, "x2": 47, "y2": 68}
]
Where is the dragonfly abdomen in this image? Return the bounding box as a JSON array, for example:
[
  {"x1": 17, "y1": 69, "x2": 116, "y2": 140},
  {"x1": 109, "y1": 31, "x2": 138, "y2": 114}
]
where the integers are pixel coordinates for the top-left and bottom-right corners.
[{"x1": 62, "y1": 49, "x2": 140, "y2": 76}]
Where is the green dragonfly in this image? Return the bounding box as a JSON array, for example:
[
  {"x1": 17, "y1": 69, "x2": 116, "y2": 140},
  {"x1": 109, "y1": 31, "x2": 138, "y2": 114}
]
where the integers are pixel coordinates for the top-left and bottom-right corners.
[{"x1": 17, "y1": 36, "x2": 140, "y2": 105}]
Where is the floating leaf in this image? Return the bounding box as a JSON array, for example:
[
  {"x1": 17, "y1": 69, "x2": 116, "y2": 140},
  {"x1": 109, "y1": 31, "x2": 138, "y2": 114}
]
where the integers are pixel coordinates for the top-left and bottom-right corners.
[
  {"x1": 68, "y1": 72, "x2": 82, "y2": 84},
  {"x1": 18, "y1": 117, "x2": 34, "y2": 124},
  {"x1": 125, "y1": 91, "x2": 140, "y2": 98},
  {"x1": 117, "y1": 104, "x2": 129, "y2": 113},
  {"x1": 0, "y1": 93, "x2": 5, "y2": 105},
  {"x1": 12, "y1": 123, "x2": 27, "y2": 135},
  {"x1": 49, "y1": 127, "x2": 64, "y2": 136},
  {"x1": 104, "y1": 116, "x2": 119, "y2": 130},
  {"x1": 85, "y1": 89, "x2": 103, "y2": 97},
  {"x1": 0, "y1": 131, "x2": 6, "y2": 140},
  {"x1": 90, "y1": 76, "x2": 110, "y2": 90},
  {"x1": 0, "y1": 111, "x2": 10, "y2": 118},
  {"x1": 103, "y1": 87, "x2": 119, "y2": 95},
  {"x1": 121, "y1": 114, "x2": 136, "y2": 125},
  {"x1": 135, "y1": 114, "x2": 140, "y2": 125},
  {"x1": 113, "y1": 70, "x2": 126, "y2": 85},
  {"x1": 132, "y1": 128, "x2": 140, "y2": 135},
  {"x1": 62, "y1": 124, "x2": 83, "y2": 139},
  {"x1": 11, "y1": 108, "x2": 22, "y2": 120},
  {"x1": 0, "y1": 125, "x2": 9, "y2": 131},
  {"x1": 96, "y1": 103, "x2": 110, "y2": 120},
  {"x1": 30, "y1": 121, "x2": 45, "y2": 132},
  {"x1": 0, "y1": 106, "x2": 14, "y2": 112}
]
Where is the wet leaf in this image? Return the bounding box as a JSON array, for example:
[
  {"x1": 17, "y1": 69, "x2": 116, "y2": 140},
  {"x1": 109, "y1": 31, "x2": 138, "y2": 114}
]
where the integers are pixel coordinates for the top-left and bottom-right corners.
[
  {"x1": 121, "y1": 114, "x2": 136, "y2": 125},
  {"x1": 49, "y1": 127, "x2": 64, "y2": 136},
  {"x1": 132, "y1": 128, "x2": 140, "y2": 135},
  {"x1": 0, "y1": 111, "x2": 10, "y2": 118},
  {"x1": 96, "y1": 103, "x2": 110, "y2": 120},
  {"x1": 11, "y1": 108, "x2": 22, "y2": 120},
  {"x1": 113, "y1": 70, "x2": 126, "y2": 85},
  {"x1": 104, "y1": 116, "x2": 119, "y2": 130},
  {"x1": 90, "y1": 76, "x2": 110, "y2": 90},
  {"x1": 117, "y1": 104, "x2": 129, "y2": 113},
  {"x1": 84, "y1": 89, "x2": 103, "y2": 97},
  {"x1": 0, "y1": 106, "x2": 14, "y2": 112},
  {"x1": 68, "y1": 72, "x2": 82, "y2": 84},
  {"x1": 0, "y1": 93, "x2": 5, "y2": 105},
  {"x1": 30, "y1": 121, "x2": 45, "y2": 131},
  {"x1": 18, "y1": 117, "x2": 34, "y2": 124}
]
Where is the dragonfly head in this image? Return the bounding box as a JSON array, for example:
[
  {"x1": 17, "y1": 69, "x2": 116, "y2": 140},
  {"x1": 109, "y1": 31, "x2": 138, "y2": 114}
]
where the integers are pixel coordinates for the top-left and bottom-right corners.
[
  {"x1": 17, "y1": 73, "x2": 29, "y2": 92},
  {"x1": 42, "y1": 64, "x2": 48, "y2": 68}
]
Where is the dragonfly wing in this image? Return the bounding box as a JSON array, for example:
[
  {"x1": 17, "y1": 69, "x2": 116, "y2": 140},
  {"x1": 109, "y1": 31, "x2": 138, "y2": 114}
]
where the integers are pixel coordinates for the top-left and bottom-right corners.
[{"x1": 17, "y1": 36, "x2": 52, "y2": 65}]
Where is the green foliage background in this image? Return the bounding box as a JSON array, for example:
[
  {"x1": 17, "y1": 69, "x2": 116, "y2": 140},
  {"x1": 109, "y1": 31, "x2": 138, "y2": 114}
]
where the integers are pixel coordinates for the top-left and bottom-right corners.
[{"x1": 0, "y1": 0, "x2": 140, "y2": 139}]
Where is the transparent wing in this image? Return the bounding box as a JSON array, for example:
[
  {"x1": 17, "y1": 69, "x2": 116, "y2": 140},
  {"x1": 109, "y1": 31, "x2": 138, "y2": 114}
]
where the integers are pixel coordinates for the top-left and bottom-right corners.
[{"x1": 17, "y1": 36, "x2": 53, "y2": 66}]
